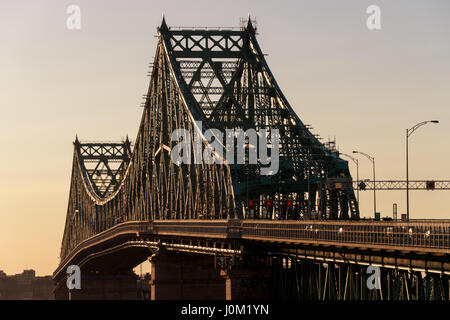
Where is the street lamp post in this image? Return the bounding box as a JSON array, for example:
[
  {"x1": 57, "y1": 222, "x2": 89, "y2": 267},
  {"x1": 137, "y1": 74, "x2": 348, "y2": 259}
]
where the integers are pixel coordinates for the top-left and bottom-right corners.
[
  {"x1": 353, "y1": 150, "x2": 376, "y2": 218},
  {"x1": 406, "y1": 120, "x2": 439, "y2": 221},
  {"x1": 340, "y1": 153, "x2": 359, "y2": 205}
]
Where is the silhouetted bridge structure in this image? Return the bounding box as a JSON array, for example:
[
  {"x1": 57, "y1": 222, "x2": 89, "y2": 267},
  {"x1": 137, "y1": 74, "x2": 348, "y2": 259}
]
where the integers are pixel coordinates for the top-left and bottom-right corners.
[{"x1": 54, "y1": 18, "x2": 450, "y2": 300}]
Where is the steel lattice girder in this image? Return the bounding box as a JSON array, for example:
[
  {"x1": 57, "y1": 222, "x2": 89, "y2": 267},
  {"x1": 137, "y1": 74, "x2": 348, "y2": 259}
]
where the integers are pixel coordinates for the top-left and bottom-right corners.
[
  {"x1": 158, "y1": 18, "x2": 359, "y2": 220},
  {"x1": 354, "y1": 180, "x2": 450, "y2": 190}
]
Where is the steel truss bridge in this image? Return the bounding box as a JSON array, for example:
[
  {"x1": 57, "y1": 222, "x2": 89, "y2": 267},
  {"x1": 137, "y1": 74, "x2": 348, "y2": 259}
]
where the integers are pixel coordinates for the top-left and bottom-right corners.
[{"x1": 54, "y1": 18, "x2": 450, "y2": 300}]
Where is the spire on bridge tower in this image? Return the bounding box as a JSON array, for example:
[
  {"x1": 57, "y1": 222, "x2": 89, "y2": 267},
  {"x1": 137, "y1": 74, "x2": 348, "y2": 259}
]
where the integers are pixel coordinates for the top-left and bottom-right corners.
[
  {"x1": 159, "y1": 14, "x2": 168, "y2": 31},
  {"x1": 247, "y1": 14, "x2": 252, "y2": 27},
  {"x1": 246, "y1": 14, "x2": 256, "y2": 32}
]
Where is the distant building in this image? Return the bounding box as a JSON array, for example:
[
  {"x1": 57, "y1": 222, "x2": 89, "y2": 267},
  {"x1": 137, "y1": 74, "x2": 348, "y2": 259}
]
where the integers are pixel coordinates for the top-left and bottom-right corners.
[{"x1": 0, "y1": 269, "x2": 54, "y2": 300}]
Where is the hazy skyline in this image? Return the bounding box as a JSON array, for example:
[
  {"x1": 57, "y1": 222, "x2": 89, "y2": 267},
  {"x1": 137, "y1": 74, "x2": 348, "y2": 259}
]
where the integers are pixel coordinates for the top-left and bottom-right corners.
[{"x1": 1, "y1": 0, "x2": 449, "y2": 275}]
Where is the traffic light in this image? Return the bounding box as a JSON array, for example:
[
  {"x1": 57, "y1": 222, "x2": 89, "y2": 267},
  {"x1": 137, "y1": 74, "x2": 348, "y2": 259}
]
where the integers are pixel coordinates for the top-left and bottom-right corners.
[
  {"x1": 265, "y1": 200, "x2": 273, "y2": 207},
  {"x1": 286, "y1": 200, "x2": 293, "y2": 207},
  {"x1": 248, "y1": 200, "x2": 255, "y2": 207}
]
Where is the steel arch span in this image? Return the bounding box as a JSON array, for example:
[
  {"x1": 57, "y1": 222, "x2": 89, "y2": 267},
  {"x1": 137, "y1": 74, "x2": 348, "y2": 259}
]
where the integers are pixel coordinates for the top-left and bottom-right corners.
[{"x1": 59, "y1": 18, "x2": 359, "y2": 263}]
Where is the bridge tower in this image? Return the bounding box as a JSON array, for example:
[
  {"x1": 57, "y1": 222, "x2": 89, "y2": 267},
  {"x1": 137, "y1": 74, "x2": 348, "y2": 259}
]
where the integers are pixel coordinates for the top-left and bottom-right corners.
[{"x1": 154, "y1": 17, "x2": 359, "y2": 220}]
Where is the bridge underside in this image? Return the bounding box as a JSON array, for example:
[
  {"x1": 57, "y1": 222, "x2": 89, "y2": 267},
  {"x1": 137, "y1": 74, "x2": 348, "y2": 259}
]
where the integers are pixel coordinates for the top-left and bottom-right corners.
[{"x1": 54, "y1": 243, "x2": 449, "y2": 301}]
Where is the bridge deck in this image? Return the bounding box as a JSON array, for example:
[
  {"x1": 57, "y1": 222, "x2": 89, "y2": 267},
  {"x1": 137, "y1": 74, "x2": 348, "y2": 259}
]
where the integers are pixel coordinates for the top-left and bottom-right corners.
[{"x1": 55, "y1": 219, "x2": 450, "y2": 280}]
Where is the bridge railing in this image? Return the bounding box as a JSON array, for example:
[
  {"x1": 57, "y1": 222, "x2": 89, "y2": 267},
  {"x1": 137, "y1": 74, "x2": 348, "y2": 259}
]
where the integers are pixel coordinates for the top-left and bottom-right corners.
[
  {"x1": 240, "y1": 220, "x2": 450, "y2": 250},
  {"x1": 150, "y1": 219, "x2": 449, "y2": 251},
  {"x1": 152, "y1": 220, "x2": 229, "y2": 238}
]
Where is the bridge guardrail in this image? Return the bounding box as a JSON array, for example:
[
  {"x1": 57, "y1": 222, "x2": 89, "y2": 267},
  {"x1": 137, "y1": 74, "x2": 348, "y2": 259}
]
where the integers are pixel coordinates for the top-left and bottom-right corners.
[
  {"x1": 152, "y1": 220, "x2": 228, "y2": 237},
  {"x1": 240, "y1": 220, "x2": 450, "y2": 251},
  {"x1": 227, "y1": 219, "x2": 242, "y2": 238},
  {"x1": 151, "y1": 219, "x2": 243, "y2": 238},
  {"x1": 148, "y1": 219, "x2": 450, "y2": 251}
]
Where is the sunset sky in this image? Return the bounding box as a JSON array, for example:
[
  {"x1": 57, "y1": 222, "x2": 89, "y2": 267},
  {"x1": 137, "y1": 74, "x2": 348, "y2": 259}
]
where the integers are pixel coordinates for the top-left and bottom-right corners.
[{"x1": 1, "y1": 0, "x2": 449, "y2": 276}]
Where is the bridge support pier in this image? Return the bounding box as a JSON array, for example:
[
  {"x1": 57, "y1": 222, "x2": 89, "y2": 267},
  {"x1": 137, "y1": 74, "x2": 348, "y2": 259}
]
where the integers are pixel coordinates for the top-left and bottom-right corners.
[
  {"x1": 220, "y1": 268, "x2": 271, "y2": 300},
  {"x1": 149, "y1": 249, "x2": 226, "y2": 299},
  {"x1": 55, "y1": 271, "x2": 139, "y2": 300},
  {"x1": 54, "y1": 278, "x2": 69, "y2": 300},
  {"x1": 149, "y1": 249, "x2": 271, "y2": 300}
]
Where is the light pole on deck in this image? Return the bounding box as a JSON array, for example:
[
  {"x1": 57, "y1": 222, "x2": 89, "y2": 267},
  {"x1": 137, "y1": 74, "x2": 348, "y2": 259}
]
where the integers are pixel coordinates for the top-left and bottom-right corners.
[
  {"x1": 406, "y1": 120, "x2": 439, "y2": 221},
  {"x1": 353, "y1": 150, "x2": 376, "y2": 218}
]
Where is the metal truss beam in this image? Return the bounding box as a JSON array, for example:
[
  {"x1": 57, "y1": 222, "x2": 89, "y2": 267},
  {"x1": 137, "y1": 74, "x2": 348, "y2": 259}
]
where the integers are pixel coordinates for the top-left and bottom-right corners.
[
  {"x1": 354, "y1": 180, "x2": 450, "y2": 190},
  {"x1": 75, "y1": 138, "x2": 131, "y2": 198},
  {"x1": 269, "y1": 257, "x2": 449, "y2": 300}
]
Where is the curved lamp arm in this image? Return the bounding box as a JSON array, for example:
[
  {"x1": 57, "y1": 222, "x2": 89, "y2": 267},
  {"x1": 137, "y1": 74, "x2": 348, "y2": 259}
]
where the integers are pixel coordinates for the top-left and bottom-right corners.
[
  {"x1": 352, "y1": 150, "x2": 374, "y2": 163},
  {"x1": 340, "y1": 152, "x2": 358, "y2": 165},
  {"x1": 407, "y1": 120, "x2": 439, "y2": 138}
]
